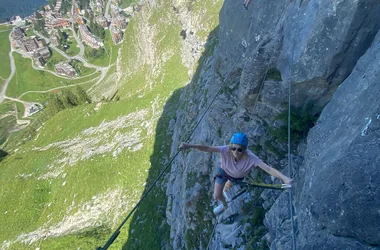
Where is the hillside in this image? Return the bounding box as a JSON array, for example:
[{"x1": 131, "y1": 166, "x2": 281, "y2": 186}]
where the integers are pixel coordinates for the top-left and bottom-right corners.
[{"x1": 0, "y1": 0, "x2": 222, "y2": 249}]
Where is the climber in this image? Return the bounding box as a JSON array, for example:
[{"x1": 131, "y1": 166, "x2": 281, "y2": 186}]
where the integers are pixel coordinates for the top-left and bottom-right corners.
[{"x1": 179, "y1": 132, "x2": 292, "y2": 215}]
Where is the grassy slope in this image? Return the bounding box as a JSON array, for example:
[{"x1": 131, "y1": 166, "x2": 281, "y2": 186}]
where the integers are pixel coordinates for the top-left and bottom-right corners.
[
  {"x1": 0, "y1": 0, "x2": 222, "y2": 249},
  {"x1": 0, "y1": 101, "x2": 16, "y2": 145},
  {"x1": 0, "y1": 25, "x2": 11, "y2": 80}
]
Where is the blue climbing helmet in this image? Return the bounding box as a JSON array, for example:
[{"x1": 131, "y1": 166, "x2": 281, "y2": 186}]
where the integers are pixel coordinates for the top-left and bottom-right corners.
[{"x1": 230, "y1": 132, "x2": 248, "y2": 147}]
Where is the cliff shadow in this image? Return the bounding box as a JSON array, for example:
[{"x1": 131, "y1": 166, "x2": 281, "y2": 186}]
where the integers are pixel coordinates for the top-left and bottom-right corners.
[{"x1": 121, "y1": 26, "x2": 220, "y2": 249}]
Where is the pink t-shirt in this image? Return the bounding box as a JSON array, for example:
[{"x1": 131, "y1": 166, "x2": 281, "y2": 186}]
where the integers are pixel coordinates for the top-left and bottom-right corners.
[{"x1": 216, "y1": 145, "x2": 262, "y2": 178}]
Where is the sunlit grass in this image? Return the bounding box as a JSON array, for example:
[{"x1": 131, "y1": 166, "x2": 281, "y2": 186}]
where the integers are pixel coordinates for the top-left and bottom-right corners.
[{"x1": 0, "y1": 27, "x2": 11, "y2": 79}]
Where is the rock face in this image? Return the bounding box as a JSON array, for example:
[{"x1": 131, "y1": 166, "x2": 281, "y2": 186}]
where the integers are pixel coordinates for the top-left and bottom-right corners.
[
  {"x1": 294, "y1": 30, "x2": 380, "y2": 249},
  {"x1": 166, "y1": 0, "x2": 380, "y2": 249}
]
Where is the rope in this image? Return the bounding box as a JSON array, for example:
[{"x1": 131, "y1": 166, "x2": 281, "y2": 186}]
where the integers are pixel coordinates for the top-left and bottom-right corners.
[
  {"x1": 206, "y1": 218, "x2": 219, "y2": 250},
  {"x1": 286, "y1": 3, "x2": 300, "y2": 250},
  {"x1": 287, "y1": 65, "x2": 297, "y2": 250},
  {"x1": 97, "y1": 41, "x2": 247, "y2": 250}
]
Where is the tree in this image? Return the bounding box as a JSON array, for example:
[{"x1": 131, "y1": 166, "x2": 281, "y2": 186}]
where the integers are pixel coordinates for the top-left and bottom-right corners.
[
  {"x1": 61, "y1": 0, "x2": 72, "y2": 14},
  {"x1": 89, "y1": 21, "x2": 105, "y2": 39},
  {"x1": 50, "y1": 96, "x2": 65, "y2": 113},
  {"x1": 61, "y1": 89, "x2": 79, "y2": 107},
  {"x1": 78, "y1": 0, "x2": 90, "y2": 10},
  {"x1": 74, "y1": 24, "x2": 79, "y2": 34},
  {"x1": 47, "y1": 0, "x2": 57, "y2": 8},
  {"x1": 35, "y1": 11, "x2": 42, "y2": 19},
  {"x1": 57, "y1": 29, "x2": 64, "y2": 44},
  {"x1": 34, "y1": 11, "x2": 46, "y2": 34},
  {"x1": 0, "y1": 149, "x2": 8, "y2": 162},
  {"x1": 76, "y1": 86, "x2": 92, "y2": 104},
  {"x1": 85, "y1": 47, "x2": 105, "y2": 59}
]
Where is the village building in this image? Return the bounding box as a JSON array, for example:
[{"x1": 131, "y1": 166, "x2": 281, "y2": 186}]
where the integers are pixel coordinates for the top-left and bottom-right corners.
[
  {"x1": 34, "y1": 47, "x2": 51, "y2": 61},
  {"x1": 95, "y1": 15, "x2": 108, "y2": 28},
  {"x1": 110, "y1": 5, "x2": 120, "y2": 18},
  {"x1": 133, "y1": 4, "x2": 142, "y2": 12},
  {"x1": 123, "y1": 6, "x2": 134, "y2": 16},
  {"x1": 44, "y1": 5, "x2": 51, "y2": 11},
  {"x1": 54, "y1": 0, "x2": 62, "y2": 13},
  {"x1": 90, "y1": 0, "x2": 104, "y2": 14},
  {"x1": 110, "y1": 27, "x2": 123, "y2": 44},
  {"x1": 37, "y1": 57, "x2": 46, "y2": 67},
  {"x1": 73, "y1": 15, "x2": 85, "y2": 25},
  {"x1": 11, "y1": 28, "x2": 25, "y2": 40},
  {"x1": 47, "y1": 29, "x2": 59, "y2": 45},
  {"x1": 37, "y1": 11, "x2": 46, "y2": 18},
  {"x1": 35, "y1": 37, "x2": 45, "y2": 48},
  {"x1": 52, "y1": 11, "x2": 63, "y2": 19},
  {"x1": 45, "y1": 18, "x2": 71, "y2": 29},
  {"x1": 27, "y1": 104, "x2": 41, "y2": 116},
  {"x1": 32, "y1": 47, "x2": 51, "y2": 67},
  {"x1": 44, "y1": 11, "x2": 54, "y2": 20},
  {"x1": 13, "y1": 39, "x2": 25, "y2": 49},
  {"x1": 24, "y1": 14, "x2": 37, "y2": 24},
  {"x1": 21, "y1": 38, "x2": 39, "y2": 52},
  {"x1": 11, "y1": 28, "x2": 44, "y2": 53},
  {"x1": 79, "y1": 24, "x2": 103, "y2": 49},
  {"x1": 10, "y1": 16, "x2": 24, "y2": 25},
  {"x1": 50, "y1": 35, "x2": 59, "y2": 45},
  {"x1": 110, "y1": 14, "x2": 127, "y2": 30},
  {"x1": 54, "y1": 62, "x2": 77, "y2": 77}
]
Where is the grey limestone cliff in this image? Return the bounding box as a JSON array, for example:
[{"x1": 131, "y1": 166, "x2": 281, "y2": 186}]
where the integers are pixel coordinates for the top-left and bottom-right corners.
[{"x1": 166, "y1": 0, "x2": 380, "y2": 249}]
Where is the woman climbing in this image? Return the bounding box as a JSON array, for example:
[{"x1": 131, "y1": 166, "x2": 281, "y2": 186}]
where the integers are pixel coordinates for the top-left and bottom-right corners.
[{"x1": 180, "y1": 132, "x2": 292, "y2": 215}]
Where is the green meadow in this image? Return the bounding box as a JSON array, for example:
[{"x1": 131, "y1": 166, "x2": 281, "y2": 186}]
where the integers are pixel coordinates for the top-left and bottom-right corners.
[
  {"x1": 62, "y1": 29, "x2": 81, "y2": 56},
  {"x1": 24, "y1": 27, "x2": 35, "y2": 37},
  {"x1": 0, "y1": 101, "x2": 16, "y2": 145},
  {"x1": 0, "y1": 26, "x2": 11, "y2": 80},
  {"x1": 119, "y1": 0, "x2": 139, "y2": 9},
  {"x1": 46, "y1": 49, "x2": 69, "y2": 71}
]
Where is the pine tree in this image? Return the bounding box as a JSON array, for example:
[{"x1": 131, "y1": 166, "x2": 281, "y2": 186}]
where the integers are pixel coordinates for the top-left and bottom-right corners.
[
  {"x1": 0, "y1": 149, "x2": 8, "y2": 161},
  {"x1": 76, "y1": 86, "x2": 92, "y2": 104},
  {"x1": 62, "y1": 89, "x2": 79, "y2": 107}
]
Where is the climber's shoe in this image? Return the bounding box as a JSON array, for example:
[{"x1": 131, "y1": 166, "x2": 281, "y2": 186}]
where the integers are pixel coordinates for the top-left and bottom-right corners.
[{"x1": 213, "y1": 203, "x2": 228, "y2": 215}]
